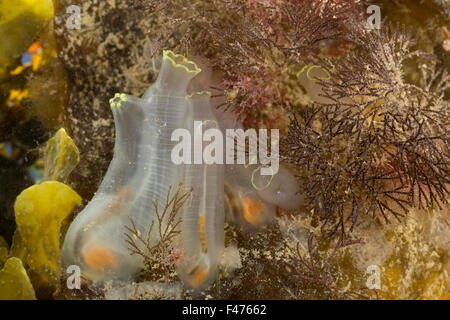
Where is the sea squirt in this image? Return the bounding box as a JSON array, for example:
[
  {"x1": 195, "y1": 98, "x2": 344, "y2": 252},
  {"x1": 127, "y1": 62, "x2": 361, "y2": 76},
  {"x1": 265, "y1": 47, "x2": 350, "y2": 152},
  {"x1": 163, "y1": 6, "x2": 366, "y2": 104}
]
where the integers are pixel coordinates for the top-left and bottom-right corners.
[
  {"x1": 225, "y1": 164, "x2": 303, "y2": 229},
  {"x1": 61, "y1": 51, "x2": 201, "y2": 282},
  {"x1": 175, "y1": 91, "x2": 225, "y2": 288}
]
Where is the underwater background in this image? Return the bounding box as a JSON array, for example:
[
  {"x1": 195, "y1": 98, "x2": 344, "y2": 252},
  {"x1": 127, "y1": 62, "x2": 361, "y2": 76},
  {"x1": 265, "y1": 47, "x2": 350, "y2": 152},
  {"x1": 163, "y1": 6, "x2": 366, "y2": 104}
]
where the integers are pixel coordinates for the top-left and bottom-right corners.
[{"x1": 0, "y1": 0, "x2": 448, "y2": 300}]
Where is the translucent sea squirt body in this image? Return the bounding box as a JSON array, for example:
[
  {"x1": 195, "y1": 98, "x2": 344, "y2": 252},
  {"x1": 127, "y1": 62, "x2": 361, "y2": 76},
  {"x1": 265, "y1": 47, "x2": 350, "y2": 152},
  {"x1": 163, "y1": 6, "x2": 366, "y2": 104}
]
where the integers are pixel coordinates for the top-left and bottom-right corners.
[
  {"x1": 175, "y1": 92, "x2": 225, "y2": 288},
  {"x1": 61, "y1": 51, "x2": 201, "y2": 282}
]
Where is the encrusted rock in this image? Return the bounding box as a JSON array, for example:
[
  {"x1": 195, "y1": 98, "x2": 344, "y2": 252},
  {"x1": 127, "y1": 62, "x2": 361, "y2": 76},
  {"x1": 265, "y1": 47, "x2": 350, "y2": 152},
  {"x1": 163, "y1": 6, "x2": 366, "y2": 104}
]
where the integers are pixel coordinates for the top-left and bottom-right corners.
[{"x1": 53, "y1": 0, "x2": 155, "y2": 200}]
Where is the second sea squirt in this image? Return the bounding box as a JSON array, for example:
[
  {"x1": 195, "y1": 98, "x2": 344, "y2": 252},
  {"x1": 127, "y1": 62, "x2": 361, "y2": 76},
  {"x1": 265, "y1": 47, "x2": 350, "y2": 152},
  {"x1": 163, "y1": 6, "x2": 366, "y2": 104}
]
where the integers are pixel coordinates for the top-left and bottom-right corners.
[{"x1": 175, "y1": 91, "x2": 225, "y2": 288}]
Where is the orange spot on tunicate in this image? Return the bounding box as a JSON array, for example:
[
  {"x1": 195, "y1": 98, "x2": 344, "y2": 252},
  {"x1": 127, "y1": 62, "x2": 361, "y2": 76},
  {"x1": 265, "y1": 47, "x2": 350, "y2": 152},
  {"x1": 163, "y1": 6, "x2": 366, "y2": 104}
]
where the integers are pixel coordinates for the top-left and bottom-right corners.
[
  {"x1": 243, "y1": 197, "x2": 266, "y2": 225},
  {"x1": 109, "y1": 187, "x2": 131, "y2": 212},
  {"x1": 83, "y1": 246, "x2": 118, "y2": 273},
  {"x1": 188, "y1": 264, "x2": 209, "y2": 288},
  {"x1": 198, "y1": 214, "x2": 207, "y2": 253}
]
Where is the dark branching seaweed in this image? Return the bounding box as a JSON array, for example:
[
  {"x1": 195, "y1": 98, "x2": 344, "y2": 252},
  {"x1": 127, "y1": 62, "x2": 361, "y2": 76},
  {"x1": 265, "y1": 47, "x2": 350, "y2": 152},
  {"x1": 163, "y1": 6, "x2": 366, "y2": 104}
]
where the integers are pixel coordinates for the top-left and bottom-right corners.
[
  {"x1": 134, "y1": 0, "x2": 358, "y2": 121},
  {"x1": 285, "y1": 233, "x2": 377, "y2": 300},
  {"x1": 283, "y1": 19, "x2": 449, "y2": 235}
]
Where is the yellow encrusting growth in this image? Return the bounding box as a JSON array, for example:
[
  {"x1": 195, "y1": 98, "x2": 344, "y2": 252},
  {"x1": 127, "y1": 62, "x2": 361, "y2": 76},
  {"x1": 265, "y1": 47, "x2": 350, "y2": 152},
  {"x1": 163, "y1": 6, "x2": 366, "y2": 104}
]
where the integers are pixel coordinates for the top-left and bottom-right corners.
[
  {"x1": 163, "y1": 50, "x2": 201, "y2": 74},
  {"x1": 7, "y1": 89, "x2": 30, "y2": 107},
  {"x1": 0, "y1": 258, "x2": 36, "y2": 300},
  {"x1": 43, "y1": 128, "x2": 80, "y2": 182},
  {"x1": 375, "y1": 214, "x2": 449, "y2": 300},
  {"x1": 12, "y1": 181, "x2": 82, "y2": 294}
]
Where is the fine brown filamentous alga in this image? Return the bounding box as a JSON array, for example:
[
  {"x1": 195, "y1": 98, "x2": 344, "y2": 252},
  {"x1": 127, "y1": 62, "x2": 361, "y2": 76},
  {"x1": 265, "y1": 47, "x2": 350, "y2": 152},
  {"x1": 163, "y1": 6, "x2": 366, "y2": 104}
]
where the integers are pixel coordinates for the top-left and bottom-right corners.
[{"x1": 282, "y1": 19, "x2": 449, "y2": 236}]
